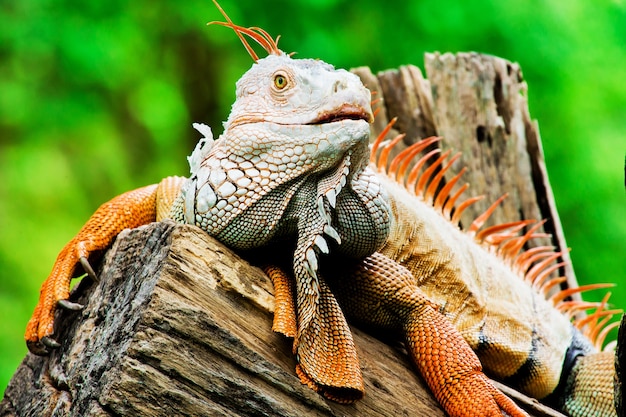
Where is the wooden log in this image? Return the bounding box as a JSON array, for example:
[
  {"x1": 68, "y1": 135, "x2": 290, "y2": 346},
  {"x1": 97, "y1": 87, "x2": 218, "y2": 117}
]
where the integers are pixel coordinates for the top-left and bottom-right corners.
[
  {"x1": 1, "y1": 221, "x2": 446, "y2": 416},
  {"x1": 1, "y1": 54, "x2": 579, "y2": 416}
]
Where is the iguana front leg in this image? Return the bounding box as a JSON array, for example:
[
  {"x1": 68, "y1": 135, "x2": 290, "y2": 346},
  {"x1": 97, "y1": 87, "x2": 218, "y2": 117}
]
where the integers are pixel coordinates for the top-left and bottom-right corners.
[
  {"x1": 264, "y1": 260, "x2": 363, "y2": 403},
  {"x1": 25, "y1": 176, "x2": 185, "y2": 355},
  {"x1": 283, "y1": 183, "x2": 365, "y2": 401}
]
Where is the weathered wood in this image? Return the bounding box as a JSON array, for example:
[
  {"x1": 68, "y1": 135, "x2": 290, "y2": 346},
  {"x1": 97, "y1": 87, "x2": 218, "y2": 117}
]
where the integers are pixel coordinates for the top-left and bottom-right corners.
[
  {"x1": 1, "y1": 54, "x2": 579, "y2": 416},
  {"x1": 1, "y1": 222, "x2": 444, "y2": 416}
]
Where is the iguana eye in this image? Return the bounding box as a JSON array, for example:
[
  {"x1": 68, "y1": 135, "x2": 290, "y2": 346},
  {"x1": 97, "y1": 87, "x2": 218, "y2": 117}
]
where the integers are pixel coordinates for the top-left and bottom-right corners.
[{"x1": 273, "y1": 73, "x2": 288, "y2": 90}]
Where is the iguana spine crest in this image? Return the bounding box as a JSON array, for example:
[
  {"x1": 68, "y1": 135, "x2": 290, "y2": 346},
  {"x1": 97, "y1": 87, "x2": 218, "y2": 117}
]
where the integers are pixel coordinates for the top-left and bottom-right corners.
[{"x1": 371, "y1": 118, "x2": 620, "y2": 352}]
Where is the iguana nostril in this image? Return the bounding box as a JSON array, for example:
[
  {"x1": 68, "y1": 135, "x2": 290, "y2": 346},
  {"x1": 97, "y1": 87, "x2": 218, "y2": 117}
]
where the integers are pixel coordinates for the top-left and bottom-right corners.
[{"x1": 333, "y1": 79, "x2": 345, "y2": 93}]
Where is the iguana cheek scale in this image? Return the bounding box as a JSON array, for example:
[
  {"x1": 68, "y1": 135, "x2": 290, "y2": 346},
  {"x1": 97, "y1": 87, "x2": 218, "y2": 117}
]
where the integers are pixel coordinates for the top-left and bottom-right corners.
[{"x1": 23, "y1": 2, "x2": 621, "y2": 417}]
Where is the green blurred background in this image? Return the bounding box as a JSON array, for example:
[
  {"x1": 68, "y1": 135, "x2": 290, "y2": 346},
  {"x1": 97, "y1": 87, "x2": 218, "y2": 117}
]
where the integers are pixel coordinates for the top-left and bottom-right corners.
[{"x1": 1, "y1": 0, "x2": 624, "y2": 396}]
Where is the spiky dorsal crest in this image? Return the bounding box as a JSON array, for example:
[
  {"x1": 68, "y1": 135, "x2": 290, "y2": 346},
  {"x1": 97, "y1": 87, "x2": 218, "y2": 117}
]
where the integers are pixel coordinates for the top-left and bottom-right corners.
[
  {"x1": 371, "y1": 119, "x2": 621, "y2": 350},
  {"x1": 209, "y1": 0, "x2": 282, "y2": 61}
]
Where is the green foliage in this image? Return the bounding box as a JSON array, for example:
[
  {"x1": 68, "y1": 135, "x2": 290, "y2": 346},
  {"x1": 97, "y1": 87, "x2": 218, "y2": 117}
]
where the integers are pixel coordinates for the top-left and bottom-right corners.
[{"x1": 1, "y1": 0, "x2": 624, "y2": 396}]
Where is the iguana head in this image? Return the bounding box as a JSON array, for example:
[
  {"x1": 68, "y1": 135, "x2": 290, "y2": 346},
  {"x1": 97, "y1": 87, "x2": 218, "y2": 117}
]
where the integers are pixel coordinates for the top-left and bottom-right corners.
[
  {"x1": 209, "y1": 2, "x2": 372, "y2": 133},
  {"x1": 225, "y1": 53, "x2": 373, "y2": 130}
]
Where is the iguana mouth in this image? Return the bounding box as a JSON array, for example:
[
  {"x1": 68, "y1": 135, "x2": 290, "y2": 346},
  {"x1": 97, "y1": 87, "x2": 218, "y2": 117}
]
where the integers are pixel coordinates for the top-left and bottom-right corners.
[{"x1": 312, "y1": 104, "x2": 373, "y2": 124}]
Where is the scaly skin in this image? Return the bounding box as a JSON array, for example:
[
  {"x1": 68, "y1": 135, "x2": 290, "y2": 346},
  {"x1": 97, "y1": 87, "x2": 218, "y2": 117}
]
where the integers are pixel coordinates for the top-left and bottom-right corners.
[{"x1": 24, "y1": 7, "x2": 620, "y2": 417}]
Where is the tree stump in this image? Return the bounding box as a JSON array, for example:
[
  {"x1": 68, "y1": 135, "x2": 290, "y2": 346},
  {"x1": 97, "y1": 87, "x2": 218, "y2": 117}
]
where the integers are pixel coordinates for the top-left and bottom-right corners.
[{"x1": 1, "y1": 53, "x2": 587, "y2": 416}]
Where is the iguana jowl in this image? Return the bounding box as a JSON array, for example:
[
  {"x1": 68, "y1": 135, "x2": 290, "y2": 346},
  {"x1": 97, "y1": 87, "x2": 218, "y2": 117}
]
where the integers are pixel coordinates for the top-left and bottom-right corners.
[{"x1": 24, "y1": 3, "x2": 621, "y2": 417}]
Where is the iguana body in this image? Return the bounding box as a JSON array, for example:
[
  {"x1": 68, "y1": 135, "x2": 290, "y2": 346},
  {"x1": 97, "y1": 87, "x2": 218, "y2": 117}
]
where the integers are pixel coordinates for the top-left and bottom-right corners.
[{"x1": 24, "y1": 4, "x2": 621, "y2": 417}]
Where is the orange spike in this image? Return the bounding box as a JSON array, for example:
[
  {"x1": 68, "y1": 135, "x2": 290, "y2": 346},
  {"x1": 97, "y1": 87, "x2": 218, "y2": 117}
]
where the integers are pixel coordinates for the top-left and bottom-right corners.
[
  {"x1": 513, "y1": 245, "x2": 555, "y2": 274},
  {"x1": 579, "y1": 308, "x2": 621, "y2": 342},
  {"x1": 468, "y1": 194, "x2": 508, "y2": 234},
  {"x1": 384, "y1": 134, "x2": 408, "y2": 174},
  {"x1": 518, "y1": 251, "x2": 559, "y2": 280},
  {"x1": 484, "y1": 233, "x2": 523, "y2": 247},
  {"x1": 596, "y1": 321, "x2": 622, "y2": 351},
  {"x1": 451, "y1": 195, "x2": 485, "y2": 225},
  {"x1": 370, "y1": 117, "x2": 397, "y2": 165},
  {"x1": 533, "y1": 262, "x2": 567, "y2": 295},
  {"x1": 556, "y1": 299, "x2": 602, "y2": 317},
  {"x1": 502, "y1": 221, "x2": 548, "y2": 265},
  {"x1": 527, "y1": 233, "x2": 552, "y2": 241},
  {"x1": 209, "y1": 2, "x2": 283, "y2": 60},
  {"x1": 406, "y1": 149, "x2": 441, "y2": 191},
  {"x1": 575, "y1": 292, "x2": 612, "y2": 330},
  {"x1": 391, "y1": 136, "x2": 442, "y2": 183},
  {"x1": 588, "y1": 315, "x2": 619, "y2": 349},
  {"x1": 476, "y1": 220, "x2": 534, "y2": 244},
  {"x1": 373, "y1": 107, "x2": 382, "y2": 118},
  {"x1": 424, "y1": 152, "x2": 462, "y2": 205},
  {"x1": 495, "y1": 237, "x2": 524, "y2": 259},
  {"x1": 576, "y1": 315, "x2": 601, "y2": 332},
  {"x1": 443, "y1": 183, "x2": 469, "y2": 220},
  {"x1": 551, "y1": 283, "x2": 615, "y2": 305},
  {"x1": 210, "y1": 23, "x2": 256, "y2": 60},
  {"x1": 210, "y1": 1, "x2": 259, "y2": 60},
  {"x1": 503, "y1": 221, "x2": 548, "y2": 262},
  {"x1": 415, "y1": 150, "x2": 451, "y2": 197},
  {"x1": 392, "y1": 146, "x2": 423, "y2": 182},
  {"x1": 493, "y1": 231, "x2": 551, "y2": 251},
  {"x1": 526, "y1": 252, "x2": 563, "y2": 285},
  {"x1": 377, "y1": 133, "x2": 406, "y2": 171},
  {"x1": 434, "y1": 167, "x2": 467, "y2": 212},
  {"x1": 394, "y1": 142, "x2": 434, "y2": 183},
  {"x1": 539, "y1": 276, "x2": 567, "y2": 298},
  {"x1": 371, "y1": 98, "x2": 382, "y2": 107},
  {"x1": 250, "y1": 26, "x2": 281, "y2": 52}
]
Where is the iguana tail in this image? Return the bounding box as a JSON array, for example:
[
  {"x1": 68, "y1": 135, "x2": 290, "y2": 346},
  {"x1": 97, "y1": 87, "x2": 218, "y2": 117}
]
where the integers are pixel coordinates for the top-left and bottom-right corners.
[{"x1": 556, "y1": 351, "x2": 617, "y2": 417}]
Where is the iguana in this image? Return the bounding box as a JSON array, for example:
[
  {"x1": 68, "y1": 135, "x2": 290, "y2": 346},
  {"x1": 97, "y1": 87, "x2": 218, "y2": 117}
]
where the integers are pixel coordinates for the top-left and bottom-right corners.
[{"x1": 24, "y1": 2, "x2": 622, "y2": 416}]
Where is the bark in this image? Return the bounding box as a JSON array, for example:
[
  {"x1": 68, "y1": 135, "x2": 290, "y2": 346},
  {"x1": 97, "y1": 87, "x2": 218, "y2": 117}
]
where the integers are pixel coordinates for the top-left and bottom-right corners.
[{"x1": 2, "y1": 53, "x2": 578, "y2": 417}]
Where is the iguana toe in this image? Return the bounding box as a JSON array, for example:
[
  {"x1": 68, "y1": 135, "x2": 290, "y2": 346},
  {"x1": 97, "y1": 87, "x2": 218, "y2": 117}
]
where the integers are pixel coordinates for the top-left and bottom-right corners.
[{"x1": 26, "y1": 339, "x2": 51, "y2": 356}]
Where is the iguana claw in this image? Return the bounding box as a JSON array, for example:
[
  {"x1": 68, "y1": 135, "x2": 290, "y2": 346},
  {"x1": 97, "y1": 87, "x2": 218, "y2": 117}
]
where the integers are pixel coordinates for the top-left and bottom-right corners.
[
  {"x1": 58, "y1": 299, "x2": 84, "y2": 311},
  {"x1": 27, "y1": 336, "x2": 61, "y2": 356},
  {"x1": 80, "y1": 256, "x2": 99, "y2": 282},
  {"x1": 41, "y1": 336, "x2": 61, "y2": 349}
]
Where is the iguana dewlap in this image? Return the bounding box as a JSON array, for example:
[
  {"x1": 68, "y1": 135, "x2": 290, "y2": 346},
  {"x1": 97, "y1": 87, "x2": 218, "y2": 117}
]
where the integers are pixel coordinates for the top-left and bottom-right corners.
[{"x1": 24, "y1": 3, "x2": 621, "y2": 417}]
